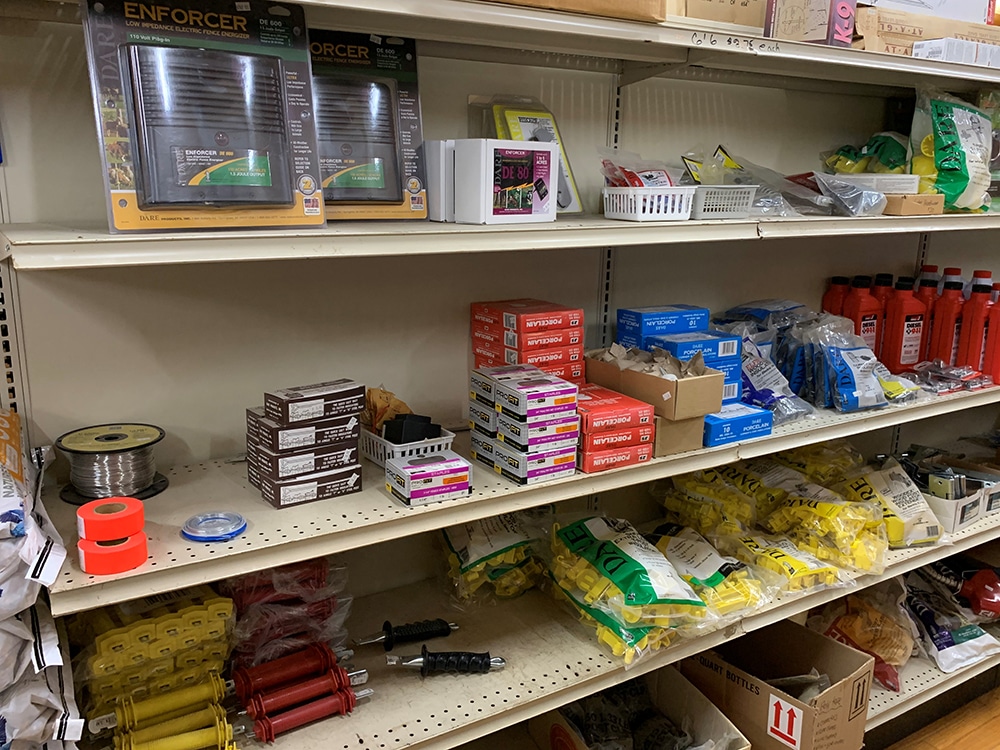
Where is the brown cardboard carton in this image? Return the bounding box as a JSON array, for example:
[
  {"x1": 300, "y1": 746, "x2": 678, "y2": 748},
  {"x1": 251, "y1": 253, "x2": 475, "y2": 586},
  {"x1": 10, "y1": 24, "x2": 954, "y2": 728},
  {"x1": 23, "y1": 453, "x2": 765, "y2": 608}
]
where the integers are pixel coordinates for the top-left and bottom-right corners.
[
  {"x1": 681, "y1": 620, "x2": 874, "y2": 750},
  {"x1": 528, "y1": 668, "x2": 750, "y2": 750},
  {"x1": 883, "y1": 193, "x2": 945, "y2": 215},
  {"x1": 664, "y1": 0, "x2": 766, "y2": 27},
  {"x1": 478, "y1": 0, "x2": 666, "y2": 23},
  {"x1": 586, "y1": 356, "x2": 724, "y2": 420},
  {"x1": 856, "y1": 6, "x2": 1000, "y2": 55},
  {"x1": 653, "y1": 415, "x2": 704, "y2": 457}
]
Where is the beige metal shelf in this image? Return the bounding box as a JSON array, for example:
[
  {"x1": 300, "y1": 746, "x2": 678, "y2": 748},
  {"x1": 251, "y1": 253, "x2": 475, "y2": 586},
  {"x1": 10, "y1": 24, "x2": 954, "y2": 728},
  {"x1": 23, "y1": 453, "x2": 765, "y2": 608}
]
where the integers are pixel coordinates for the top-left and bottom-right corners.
[
  {"x1": 5, "y1": 214, "x2": 1000, "y2": 269},
  {"x1": 867, "y1": 646, "x2": 1000, "y2": 730},
  {"x1": 46, "y1": 387, "x2": 1000, "y2": 617},
  {"x1": 266, "y1": 511, "x2": 1000, "y2": 750}
]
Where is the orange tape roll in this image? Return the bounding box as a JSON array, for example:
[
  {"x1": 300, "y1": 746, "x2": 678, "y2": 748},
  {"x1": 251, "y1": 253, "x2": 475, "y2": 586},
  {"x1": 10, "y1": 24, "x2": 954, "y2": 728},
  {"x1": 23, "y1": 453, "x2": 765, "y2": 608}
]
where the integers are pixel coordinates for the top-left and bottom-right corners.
[
  {"x1": 77, "y1": 496, "x2": 145, "y2": 541},
  {"x1": 78, "y1": 534, "x2": 148, "y2": 575}
]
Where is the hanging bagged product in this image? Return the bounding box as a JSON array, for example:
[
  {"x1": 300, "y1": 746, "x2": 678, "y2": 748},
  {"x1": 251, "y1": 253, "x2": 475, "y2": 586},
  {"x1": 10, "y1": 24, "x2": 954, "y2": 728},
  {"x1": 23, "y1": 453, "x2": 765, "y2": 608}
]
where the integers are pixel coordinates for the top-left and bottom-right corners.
[
  {"x1": 807, "y1": 579, "x2": 917, "y2": 692},
  {"x1": 904, "y1": 570, "x2": 1000, "y2": 673},
  {"x1": 738, "y1": 337, "x2": 815, "y2": 426},
  {"x1": 909, "y1": 88, "x2": 992, "y2": 212},
  {"x1": 550, "y1": 516, "x2": 706, "y2": 630},
  {"x1": 443, "y1": 512, "x2": 547, "y2": 602},
  {"x1": 642, "y1": 521, "x2": 775, "y2": 622}
]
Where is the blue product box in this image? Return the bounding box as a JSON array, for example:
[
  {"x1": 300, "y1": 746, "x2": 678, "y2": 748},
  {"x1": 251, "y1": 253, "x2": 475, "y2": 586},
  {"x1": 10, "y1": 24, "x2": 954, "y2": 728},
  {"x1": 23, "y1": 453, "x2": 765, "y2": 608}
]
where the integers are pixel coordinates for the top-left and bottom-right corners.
[
  {"x1": 646, "y1": 330, "x2": 741, "y2": 361},
  {"x1": 616, "y1": 332, "x2": 641, "y2": 349},
  {"x1": 703, "y1": 357, "x2": 742, "y2": 403},
  {"x1": 617, "y1": 305, "x2": 710, "y2": 337},
  {"x1": 703, "y1": 403, "x2": 773, "y2": 447}
]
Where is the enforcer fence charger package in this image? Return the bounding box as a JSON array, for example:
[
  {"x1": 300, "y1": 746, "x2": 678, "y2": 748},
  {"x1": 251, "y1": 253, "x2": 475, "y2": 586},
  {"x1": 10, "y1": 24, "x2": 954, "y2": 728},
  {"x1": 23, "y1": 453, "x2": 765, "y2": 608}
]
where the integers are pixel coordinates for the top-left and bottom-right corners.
[
  {"x1": 453, "y1": 139, "x2": 558, "y2": 224},
  {"x1": 309, "y1": 29, "x2": 428, "y2": 220},
  {"x1": 81, "y1": 0, "x2": 325, "y2": 232}
]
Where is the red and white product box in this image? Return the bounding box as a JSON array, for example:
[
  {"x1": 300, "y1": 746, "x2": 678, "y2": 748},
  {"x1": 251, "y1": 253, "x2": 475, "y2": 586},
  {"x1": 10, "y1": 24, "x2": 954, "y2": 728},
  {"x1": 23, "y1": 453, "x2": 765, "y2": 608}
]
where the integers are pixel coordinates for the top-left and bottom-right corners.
[
  {"x1": 473, "y1": 343, "x2": 584, "y2": 367},
  {"x1": 576, "y1": 383, "x2": 655, "y2": 433},
  {"x1": 471, "y1": 299, "x2": 584, "y2": 334},
  {"x1": 579, "y1": 424, "x2": 654, "y2": 452},
  {"x1": 471, "y1": 322, "x2": 583, "y2": 351},
  {"x1": 578, "y1": 443, "x2": 653, "y2": 474},
  {"x1": 538, "y1": 361, "x2": 585, "y2": 383}
]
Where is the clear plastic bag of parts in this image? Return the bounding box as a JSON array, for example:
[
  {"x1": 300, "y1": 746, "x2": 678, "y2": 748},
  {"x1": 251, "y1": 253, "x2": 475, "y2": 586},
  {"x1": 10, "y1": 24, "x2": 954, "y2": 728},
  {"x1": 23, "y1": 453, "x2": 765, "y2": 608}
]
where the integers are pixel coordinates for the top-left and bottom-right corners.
[
  {"x1": 812, "y1": 172, "x2": 887, "y2": 217},
  {"x1": 773, "y1": 439, "x2": 866, "y2": 486},
  {"x1": 711, "y1": 532, "x2": 848, "y2": 595},
  {"x1": 442, "y1": 511, "x2": 549, "y2": 604},
  {"x1": 231, "y1": 594, "x2": 352, "y2": 668},
  {"x1": 824, "y1": 132, "x2": 908, "y2": 175},
  {"x1": 737, "y1": 336, "x2": 815, "y2": 426},
  {"x1": 550, "y1": 516, "x2": 708, "y2": 632},
  {"x1": 834, "y1": 458, "x2": 943, "y2": 548},
  {"x1": 904, "y1": 569, "x2": 1000, "y2": 673},
  {"x1": 599, "y1": 147, "x2": 679, "y2": 187},
  {"x1": 662, "y1": 470, "x2": 758, "y2": 534},
  {"x1": 922, "y1": 554, "x2": 1000, "y2": 624},
  {"x1": 808, "y1": 578, "x2": 918, "y2": 692},
  {"x1": 910, "y1": 88, "x2": 992, "y2": 212},
  {"x1": 642, "y1": 521, "x2": 777, "y2": 626},
  {"x1": 65, "y1": 585, "x2": 235, "y2": 714},
  {"x1": 219, "y1": 557, "x2": 349, "y2": 612}
]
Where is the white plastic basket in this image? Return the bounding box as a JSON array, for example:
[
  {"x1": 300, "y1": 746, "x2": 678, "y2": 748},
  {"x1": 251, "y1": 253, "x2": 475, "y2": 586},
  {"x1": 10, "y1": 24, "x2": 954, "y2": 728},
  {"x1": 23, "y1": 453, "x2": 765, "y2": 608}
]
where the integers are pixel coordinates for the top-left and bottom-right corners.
[
  {"x1": 359, "y1": 427, "x2": 456, "y2": 468},
  {"x1": 692, "y1": 185, "x2": 758, "y2": 220},
  {"x1": 603, "y1": 186, "x2": 696, "y2": 222},
  {"x1": 832, "y1": 174, "x2": 920, "y2": 195}
]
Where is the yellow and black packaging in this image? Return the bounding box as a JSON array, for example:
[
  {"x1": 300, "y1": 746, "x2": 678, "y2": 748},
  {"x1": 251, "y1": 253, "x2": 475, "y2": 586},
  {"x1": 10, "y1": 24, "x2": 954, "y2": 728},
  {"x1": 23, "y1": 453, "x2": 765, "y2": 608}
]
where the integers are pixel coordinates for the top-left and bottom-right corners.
[
  {"x1": 309, "y1": 29, "x2": 427, "y2": 219},
  {"x1": 82, "y1": 0, "x2": 325, "y2": 231}
]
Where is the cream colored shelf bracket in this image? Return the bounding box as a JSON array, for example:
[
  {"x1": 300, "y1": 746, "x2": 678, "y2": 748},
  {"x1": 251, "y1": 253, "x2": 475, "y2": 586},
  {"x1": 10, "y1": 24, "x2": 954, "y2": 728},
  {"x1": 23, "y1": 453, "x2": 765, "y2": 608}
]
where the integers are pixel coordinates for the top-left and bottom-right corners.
[{"x1": 619, "y1": 58, "x2": 690, "y2": 87}]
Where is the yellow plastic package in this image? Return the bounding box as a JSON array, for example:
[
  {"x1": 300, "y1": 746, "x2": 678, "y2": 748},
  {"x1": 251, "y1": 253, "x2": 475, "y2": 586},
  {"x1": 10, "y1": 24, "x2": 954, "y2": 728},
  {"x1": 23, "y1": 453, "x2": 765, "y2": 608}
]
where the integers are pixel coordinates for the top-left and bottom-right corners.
[
  {"x1": 443, "y1": 513, "x2": 546, "y2": 601},
  {"x1": 712, "y1": 461, "x2": 788, "y2": 518},
  {"x1": 551, "y1": 516, "x2": 706, "y2": 630},
  {"x1": 643, "y1": 521, "x2": 774, "y2": 621},
  {"x1": 713, "y1": 533, "x2": 845, "y2": 593},
  {"x1": 660, "y1": 470, "x2": 757, "y2": 533},
  {"x1": 773, "y1": 439, "x2": 866, "y2": 486}
]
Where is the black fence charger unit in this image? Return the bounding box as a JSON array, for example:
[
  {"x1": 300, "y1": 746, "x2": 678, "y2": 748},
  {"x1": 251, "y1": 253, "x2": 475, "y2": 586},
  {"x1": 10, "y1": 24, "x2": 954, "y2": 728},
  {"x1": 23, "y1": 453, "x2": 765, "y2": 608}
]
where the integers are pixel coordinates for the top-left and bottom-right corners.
[
  {"x1": 124, "y1": 45, "x2": 294, "y2": 208},
  {"x1": 313, "y1": 76, "x2": 403, "y2": 203}
]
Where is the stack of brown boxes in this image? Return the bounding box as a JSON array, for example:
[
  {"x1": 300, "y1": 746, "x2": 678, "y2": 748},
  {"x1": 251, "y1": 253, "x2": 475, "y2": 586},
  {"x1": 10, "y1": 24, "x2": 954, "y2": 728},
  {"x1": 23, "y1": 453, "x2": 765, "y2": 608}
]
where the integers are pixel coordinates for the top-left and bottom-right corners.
[
  {"x1": 470, "y1": 298, "x2": 586, "y2": 385},
  {"x1": 245, "y1": 379, "x2": 365, "y2": 508}
]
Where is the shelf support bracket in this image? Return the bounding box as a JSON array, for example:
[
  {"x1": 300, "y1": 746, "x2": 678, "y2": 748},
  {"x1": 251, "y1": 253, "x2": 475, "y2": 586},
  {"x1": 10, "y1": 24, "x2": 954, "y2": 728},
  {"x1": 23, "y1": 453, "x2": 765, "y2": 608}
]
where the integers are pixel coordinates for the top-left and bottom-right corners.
[{"x1": 619, "y1": 58, "x2": 689, "y2": 87}]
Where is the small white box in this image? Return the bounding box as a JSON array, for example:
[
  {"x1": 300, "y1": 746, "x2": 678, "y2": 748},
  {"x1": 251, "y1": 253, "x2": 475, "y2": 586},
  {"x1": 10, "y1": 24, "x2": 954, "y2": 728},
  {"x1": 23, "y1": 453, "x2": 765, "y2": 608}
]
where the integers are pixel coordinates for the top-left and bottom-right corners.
[
  {"x1": 385, "y1": 450, "x2": 472, "y2": 507},
  {"x1": 923, "y1": 490, "x2": 984, "y2": 533},
  {"x1": 494, "y1": 375, "x2": 578, "y2": 421},
  {"x1": 860, "y1": 0, "x2": 994, "y2": 25},
  {"x1": 426, "y1": 139, "x2": 455, "y2": 222},
  {"x1": 913, "y1": 37, "x2": 980, "y2": 64},
  {"x1": 453, "y1": 139, "x2": 559, "y2": 224},
  {"x1": 493, "y1": 440, "x2": 576, "y2": 485},
  {"x1": 496, "y1": 411, "x2": 580, "y2": 453},
  {"x1": 470, "y1": 364, "x2": 541, "y2": 405}
]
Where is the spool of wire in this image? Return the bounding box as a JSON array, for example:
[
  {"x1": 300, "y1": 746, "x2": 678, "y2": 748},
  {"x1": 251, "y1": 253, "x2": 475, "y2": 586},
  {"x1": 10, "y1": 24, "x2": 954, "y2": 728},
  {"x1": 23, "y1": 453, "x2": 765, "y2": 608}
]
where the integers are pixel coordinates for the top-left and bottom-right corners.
[{"x1": 56, "y1": 424, "x2": 168, "y2": 505}]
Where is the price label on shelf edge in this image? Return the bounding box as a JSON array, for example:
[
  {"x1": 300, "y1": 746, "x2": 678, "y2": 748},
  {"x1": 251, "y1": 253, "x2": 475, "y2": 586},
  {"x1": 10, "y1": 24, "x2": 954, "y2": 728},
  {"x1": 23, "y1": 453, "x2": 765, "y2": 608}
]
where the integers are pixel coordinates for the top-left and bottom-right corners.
[{"x1": 690, "y1": 31, "x2": 782, "y2": 56}]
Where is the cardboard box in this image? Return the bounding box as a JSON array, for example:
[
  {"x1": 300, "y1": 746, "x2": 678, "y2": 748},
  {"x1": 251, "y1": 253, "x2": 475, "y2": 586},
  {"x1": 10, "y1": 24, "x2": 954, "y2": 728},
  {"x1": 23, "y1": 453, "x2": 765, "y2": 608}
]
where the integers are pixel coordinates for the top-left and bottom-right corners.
[
  {"x1": 454, "y1": 140, "x2": 559, "y2": 224},
  {"x1": 529, "y1": 668, "x2": 750, "y2": 750},
  {"x1": 497, "y1": 412, "x2": 580, "y2": 453},
  {"x1": 856, "y1": 5, "x2": 1000, "y2": 55},
  {"x1": 882, "y1": 193, "x2": 945, "y2": 215},
  {"x1": 493, "y1": 441, "x2": 577, "y2": 485},
  {"x1": 471, "y1": 322, "x2": 583, "y2": 351},
  {"x1": 469, "y1": 398, "x2": 498, "y2": 437},
  {"x1": 538, "y1": 361, "x2": 586, "y2": 382},
  {"x1": 252, "y1": 439, "x2": 359, "y2": 480},
  {"x1": 385, "y1": 451, "x2": 472, "y2": 507},
  {"x1": 585, "y1": 356, "x2": 724, "y2": 420},
  {"x1": 703, "y1": 403, "x2": 773, "y2": 447},
  {"x1": 478, "y1": 0, "x2": 666, "y2": 23},
  {"x1": 472, "y1": 299, "x2": 584, "y2": 334},
  {"x1": 578, "y1": 443, "x2": 654, "y2": 473},
  {"x1": 260, "y1": 464, "x2": 363, "y2": 508},
  {"x1": 923, "y1": 490, "x2": 984, "y2": 533},
  {"x1": 647, "y1": 330, "x2": 742, "y2": 360},
  {"x1": 681, "y1": 620, "x2": 874, "y2": 750},
  {"x1": 264, "y1": 379, "x2": 365, "y2": 424},
  {"x1": 913, "y1": 36, "x2": 981, "y2": 63},
  {"x1": 470, "y1": 364, "x2": 541, "y2": 405},
  {"x1": 654, "y1": 416, "x2": 705, "y2": 457},
  {"x1": 246, "y1": 406, "x2": 266, "y2": 442},
  {"x1": 860, "y1": 0, "x2": 994, "y2": 25},
  {"x1": 473, "y1": 342, "x2": 584, "y2": 367},
  {"x1": 252, "y1": 412, "x2": 362, "y2": 453},
  {"x1": 247, "y1": 455, "x2": 262, "y2": 490},
  {"x1": 579, "y1": 424, "x2": 655, "y2": 451},
  {"x1": 576, "y1": 383, "x2": 655, "y2": 432},
  {"x1": 616, "y1": 305, "x2": 710, "y2": 338},
  {"x1": 765, "y1": 0, "x2": 857, "y2": 46},
  {"x1": 665, "y1": 0, "x2": 766, "y2": 27},
  {"x1": 494, "y1": 375, "x2": 579, "y2": 421},
  {"x1": 470, "y1": 432, "x2": 498, "y2": 470}
]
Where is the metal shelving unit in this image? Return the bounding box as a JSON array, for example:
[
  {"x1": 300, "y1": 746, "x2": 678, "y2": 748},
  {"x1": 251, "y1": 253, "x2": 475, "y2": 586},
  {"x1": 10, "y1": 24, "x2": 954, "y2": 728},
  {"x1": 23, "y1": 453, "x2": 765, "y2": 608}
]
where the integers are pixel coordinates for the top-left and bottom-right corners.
[
  {"x1": 5, "y1": 214, "x2": 1000, "y2": 270},
  {"x1": 46, "y1": 387, "x2": 1000, "y2": 617}
]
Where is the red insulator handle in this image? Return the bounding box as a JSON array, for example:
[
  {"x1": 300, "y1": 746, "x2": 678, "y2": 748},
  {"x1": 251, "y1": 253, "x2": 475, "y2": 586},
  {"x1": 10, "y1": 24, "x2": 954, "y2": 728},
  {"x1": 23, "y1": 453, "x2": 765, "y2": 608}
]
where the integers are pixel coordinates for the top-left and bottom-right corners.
[
  {"x1": 247, "y1": 666, "x2": 352, "y2": 718},
  {"x1": 233, "y1": 643, "x2": 337, "y2": 704},
  {"x1": 253, "y1": 689, "x2": 357, "y2": 743}
]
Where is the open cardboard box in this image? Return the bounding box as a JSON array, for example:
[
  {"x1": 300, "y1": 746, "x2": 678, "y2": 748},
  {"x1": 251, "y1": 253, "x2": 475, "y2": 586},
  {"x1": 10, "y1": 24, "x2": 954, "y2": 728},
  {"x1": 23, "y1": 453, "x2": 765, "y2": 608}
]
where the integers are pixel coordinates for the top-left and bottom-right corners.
[
  {"x1": 586, "y1": 356, "x2": 724, "y2": 421},
  {"x1": 681, "y1": 620, "x2": 874, "y2": 750},
  {"x1": 528, "y1": 666, "x2": 750, "y2": 750},
  {"x1": 856, "y1": 5, "x2": 1000, "y2": 55}
]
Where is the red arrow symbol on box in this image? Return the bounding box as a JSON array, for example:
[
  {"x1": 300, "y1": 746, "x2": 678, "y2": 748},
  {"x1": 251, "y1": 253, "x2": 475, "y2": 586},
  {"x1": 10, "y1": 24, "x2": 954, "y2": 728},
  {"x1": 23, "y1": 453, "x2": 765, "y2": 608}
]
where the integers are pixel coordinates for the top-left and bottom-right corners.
[
  {"x1": 786, "y1": 707, "x2": 796, "y2": 735},
  {"x1": 773, "y1": 701, "x2": 782, "y2": 728}
]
